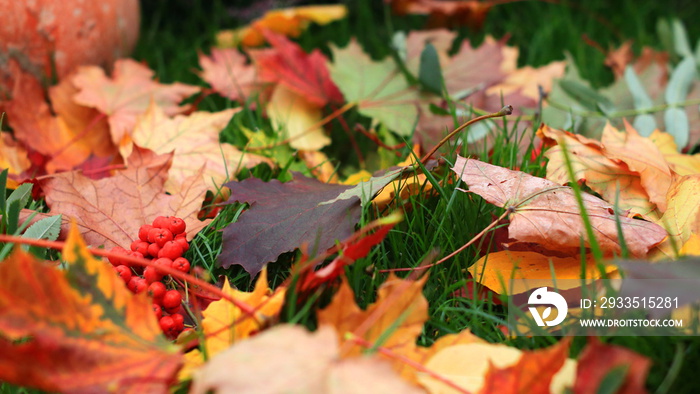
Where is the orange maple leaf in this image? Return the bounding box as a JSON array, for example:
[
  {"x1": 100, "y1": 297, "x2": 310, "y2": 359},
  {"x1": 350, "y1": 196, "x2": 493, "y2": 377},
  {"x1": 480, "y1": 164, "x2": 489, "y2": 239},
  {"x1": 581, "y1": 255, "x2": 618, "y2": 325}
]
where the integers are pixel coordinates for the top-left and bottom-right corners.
[
  {"x1": 317, "y1": 273, "x2": 431, "y2": 383},
  {"x1": 0, "y1": 224, "x2": 182, "y2": 393},
  {"x1": 480, "y1": 339, "x2": 572, "y2": 394},
  {"x1": 537, "y1": 124, "x2": 658, "y2": 220},
  {"x1": 72, "y1": 59, "x2": 200, "y2": 146},
  {"x1": 2, "y1": 66, "x2": 115, "y2": 174},
  {"x1": 199, "y1": 48, "x2": 263, "y2": 102},
  {"x1": 123, "y1": 103, "x2": 272, "y2": 193}
]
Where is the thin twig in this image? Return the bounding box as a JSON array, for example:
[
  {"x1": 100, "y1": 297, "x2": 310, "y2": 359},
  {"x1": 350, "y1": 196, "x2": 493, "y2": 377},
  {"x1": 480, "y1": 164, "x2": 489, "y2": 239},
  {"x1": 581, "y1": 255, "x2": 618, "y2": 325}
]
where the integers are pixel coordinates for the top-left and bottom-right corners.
[
  {"x1": 420, "y1": 105, "x2": 513, "y2": 165},
  {"x1": 379, "y1": 208, "x2": 511, "y2": 273}
]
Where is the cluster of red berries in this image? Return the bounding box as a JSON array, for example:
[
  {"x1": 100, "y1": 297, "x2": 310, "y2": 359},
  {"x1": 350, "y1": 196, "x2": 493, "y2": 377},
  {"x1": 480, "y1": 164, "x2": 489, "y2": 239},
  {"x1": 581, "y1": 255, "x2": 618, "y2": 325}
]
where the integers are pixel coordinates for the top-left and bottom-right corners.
[{"x1": 108, "y1": 216, "x2": 191, "y2": 339}]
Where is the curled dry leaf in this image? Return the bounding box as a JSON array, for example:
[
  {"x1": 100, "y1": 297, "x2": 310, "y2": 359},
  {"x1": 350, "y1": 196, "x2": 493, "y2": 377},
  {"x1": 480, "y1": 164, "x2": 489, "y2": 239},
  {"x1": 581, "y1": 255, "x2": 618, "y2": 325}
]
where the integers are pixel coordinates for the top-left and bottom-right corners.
[
  {"x1": 601, "y1": 122, "x2": 674, "y2": 212},
  {"x1": 649, "y1": 129, "x2": 700, "y2": 176},
  {"x1": 190, "y1": 324, "x2": 420, "y2": 394},
  {"x1": 652, "y1": 174, "x2": 700, "y2": 259},
  {"x1": 451, "y1": 156, "x2": 667, "y2": 257},
  {"x1": 0, "y1": 224, "x2": 182, "y2": 393},
  {"x1": 38, "y1": 146, "x2": 210, "y2": 249},
  {"x1": 537, "y1": 124, "x2": 658, "y2": 220}
]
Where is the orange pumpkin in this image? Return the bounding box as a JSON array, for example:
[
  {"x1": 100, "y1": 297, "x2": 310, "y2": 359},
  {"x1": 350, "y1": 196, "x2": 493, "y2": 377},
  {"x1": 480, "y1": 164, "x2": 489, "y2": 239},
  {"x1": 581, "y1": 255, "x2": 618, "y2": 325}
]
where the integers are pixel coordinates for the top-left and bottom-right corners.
[{"x1": 0, "y1": 0, "x2": 140, "y2": 93}]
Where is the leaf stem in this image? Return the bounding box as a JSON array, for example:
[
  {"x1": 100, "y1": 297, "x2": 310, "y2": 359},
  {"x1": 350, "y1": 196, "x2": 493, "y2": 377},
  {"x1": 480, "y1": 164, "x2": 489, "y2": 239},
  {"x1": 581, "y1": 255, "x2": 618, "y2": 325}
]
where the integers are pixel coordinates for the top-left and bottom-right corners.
[{"x1": 420, "y1": 105, "x2": 513, "y2": 165}]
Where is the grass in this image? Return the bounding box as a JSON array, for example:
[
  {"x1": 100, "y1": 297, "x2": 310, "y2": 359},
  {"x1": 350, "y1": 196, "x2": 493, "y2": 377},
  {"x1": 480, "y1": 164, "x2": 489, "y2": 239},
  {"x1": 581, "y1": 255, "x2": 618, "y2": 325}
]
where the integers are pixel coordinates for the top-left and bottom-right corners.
[{"x1": 4, "y1": 0, "x2": 700, "y2": 392}]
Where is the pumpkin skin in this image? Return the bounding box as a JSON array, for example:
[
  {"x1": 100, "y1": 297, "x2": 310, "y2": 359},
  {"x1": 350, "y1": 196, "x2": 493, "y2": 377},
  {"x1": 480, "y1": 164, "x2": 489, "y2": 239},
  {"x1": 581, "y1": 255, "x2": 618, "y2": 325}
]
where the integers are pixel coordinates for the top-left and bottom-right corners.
[{"x1": 0, "y1": 0, "x2": 140, "y2": 92}]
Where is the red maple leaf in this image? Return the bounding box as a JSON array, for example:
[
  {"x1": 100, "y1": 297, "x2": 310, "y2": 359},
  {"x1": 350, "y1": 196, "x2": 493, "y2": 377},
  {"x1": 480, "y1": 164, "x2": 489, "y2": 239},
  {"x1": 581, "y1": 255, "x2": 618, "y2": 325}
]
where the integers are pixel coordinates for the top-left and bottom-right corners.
[{"x1": 251, "y1": 29, "x2": 344, "y2": 107}]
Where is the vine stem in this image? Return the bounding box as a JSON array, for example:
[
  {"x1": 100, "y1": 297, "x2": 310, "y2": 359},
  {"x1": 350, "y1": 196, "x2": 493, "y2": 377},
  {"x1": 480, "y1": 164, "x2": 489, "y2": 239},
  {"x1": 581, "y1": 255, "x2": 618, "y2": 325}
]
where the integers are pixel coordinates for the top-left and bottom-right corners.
[
  {"x1": 0, "y1": 234, "x2": 260, "y2": 319},
  {"x1": 348, "y1": 334, "x2": 470, "y2": 394},
  {"x1": 420, "y1": 105, "x2": 513, "y2": 166}
]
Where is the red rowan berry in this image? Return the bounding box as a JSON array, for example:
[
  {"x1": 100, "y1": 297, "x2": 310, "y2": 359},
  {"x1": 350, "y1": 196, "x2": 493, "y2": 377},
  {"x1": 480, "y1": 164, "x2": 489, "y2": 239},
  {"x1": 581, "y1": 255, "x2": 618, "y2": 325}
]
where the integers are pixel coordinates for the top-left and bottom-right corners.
[
  {"x1": 171, "y1": 312, "x2": 184, "y2": 332},
  {"x1": 154, "y1": 257, "x2": 173, "y2": 270},
  {"x1": 152, "y1": 216, "x2": 170, "y2": 229},
  {"x1": 144, "y1": 266, "x2": 164, "y2": 284},
  {"x1": 108, "y1": 246, "x2": 127, "y2": 266},
  {"x1": 147, "y1": 243, "x2": 161, "y2": 258},
  {"x1": 138, "y1": 224, "x2": 153, "y2": 242},
  {"x1": 167, "y1": 217, "x2": 186, "y2": 235},
  {"x1": 130, "y1": 240, "x2": 149, "y2": 256},
  {"x1": 114, "y1": 265, "x2": 131, "y2": 283},
  {"x1": 159, "y1": 315, "x2": 177, "y2": 337},
  {"x1": 158, "y1": 241, "x2": 183, "y2": 260},
  {"x1": 153, "y1": 304, "x2": 163, "y2": 320},
  {"x1": 148, "y1": 227, "x2": 173, "y2": 246},
  {"x1": 148, "y1": 281, "x2": 166, "y2": 302},
  {"x1": 174, "y1": 236, "x2": 189, "y2": 252},
  {"x1": 172, "y1": 257, "x2": 190, "y2": 273},
  {"x1": 162, "y1": 290, "x2": 181, "y2": 310},
  {"x1": 127, "y1": 276, "x2": 146, "y2": 293}
]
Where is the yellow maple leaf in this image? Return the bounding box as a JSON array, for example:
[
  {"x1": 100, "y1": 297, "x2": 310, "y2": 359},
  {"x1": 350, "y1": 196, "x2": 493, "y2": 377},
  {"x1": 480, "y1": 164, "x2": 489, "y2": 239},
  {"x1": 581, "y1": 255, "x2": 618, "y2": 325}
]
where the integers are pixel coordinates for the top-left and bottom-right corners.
[
  {"x1": 680, "y1": 234, "x2": 700, "y2": 256},
  {"x1": 469, "y1": 251, "x2": 614, "y2": 295},
  {"x1": 652, "y1": 174, "x2": 700, "y2": 260},
  {"x1": 216, "y1": 5, "x2": 347, "y2": 47},
  {"x1": 179, "y1": 268, "x2": 286, "y2": 381},
  {"x1": 649, "y1": 129, "x2": 700, "y2": 176},
  {"x1": 537, "y1": 124, "x2": 658, "y2": 220},
  {"x1": 267, "y1": 84, "x2": 331, "y2": 151},
  {"x1": 601, "y1": 123, "x2": 673, "y2": 212},
  {"x1": 373, "y1": 145, "x2": 434, "y2": 210}
]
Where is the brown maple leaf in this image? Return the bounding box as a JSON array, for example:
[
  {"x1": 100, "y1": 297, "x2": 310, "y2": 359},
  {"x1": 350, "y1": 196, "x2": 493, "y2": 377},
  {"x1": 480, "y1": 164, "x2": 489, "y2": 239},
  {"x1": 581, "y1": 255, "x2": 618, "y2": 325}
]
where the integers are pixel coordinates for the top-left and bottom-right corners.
[
  {"x1": 38, "y1": 146, "x2": 210, "y2": 249},
  {"x1": 452, "y1": 156, "x2": 667, "y2": 257}
]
